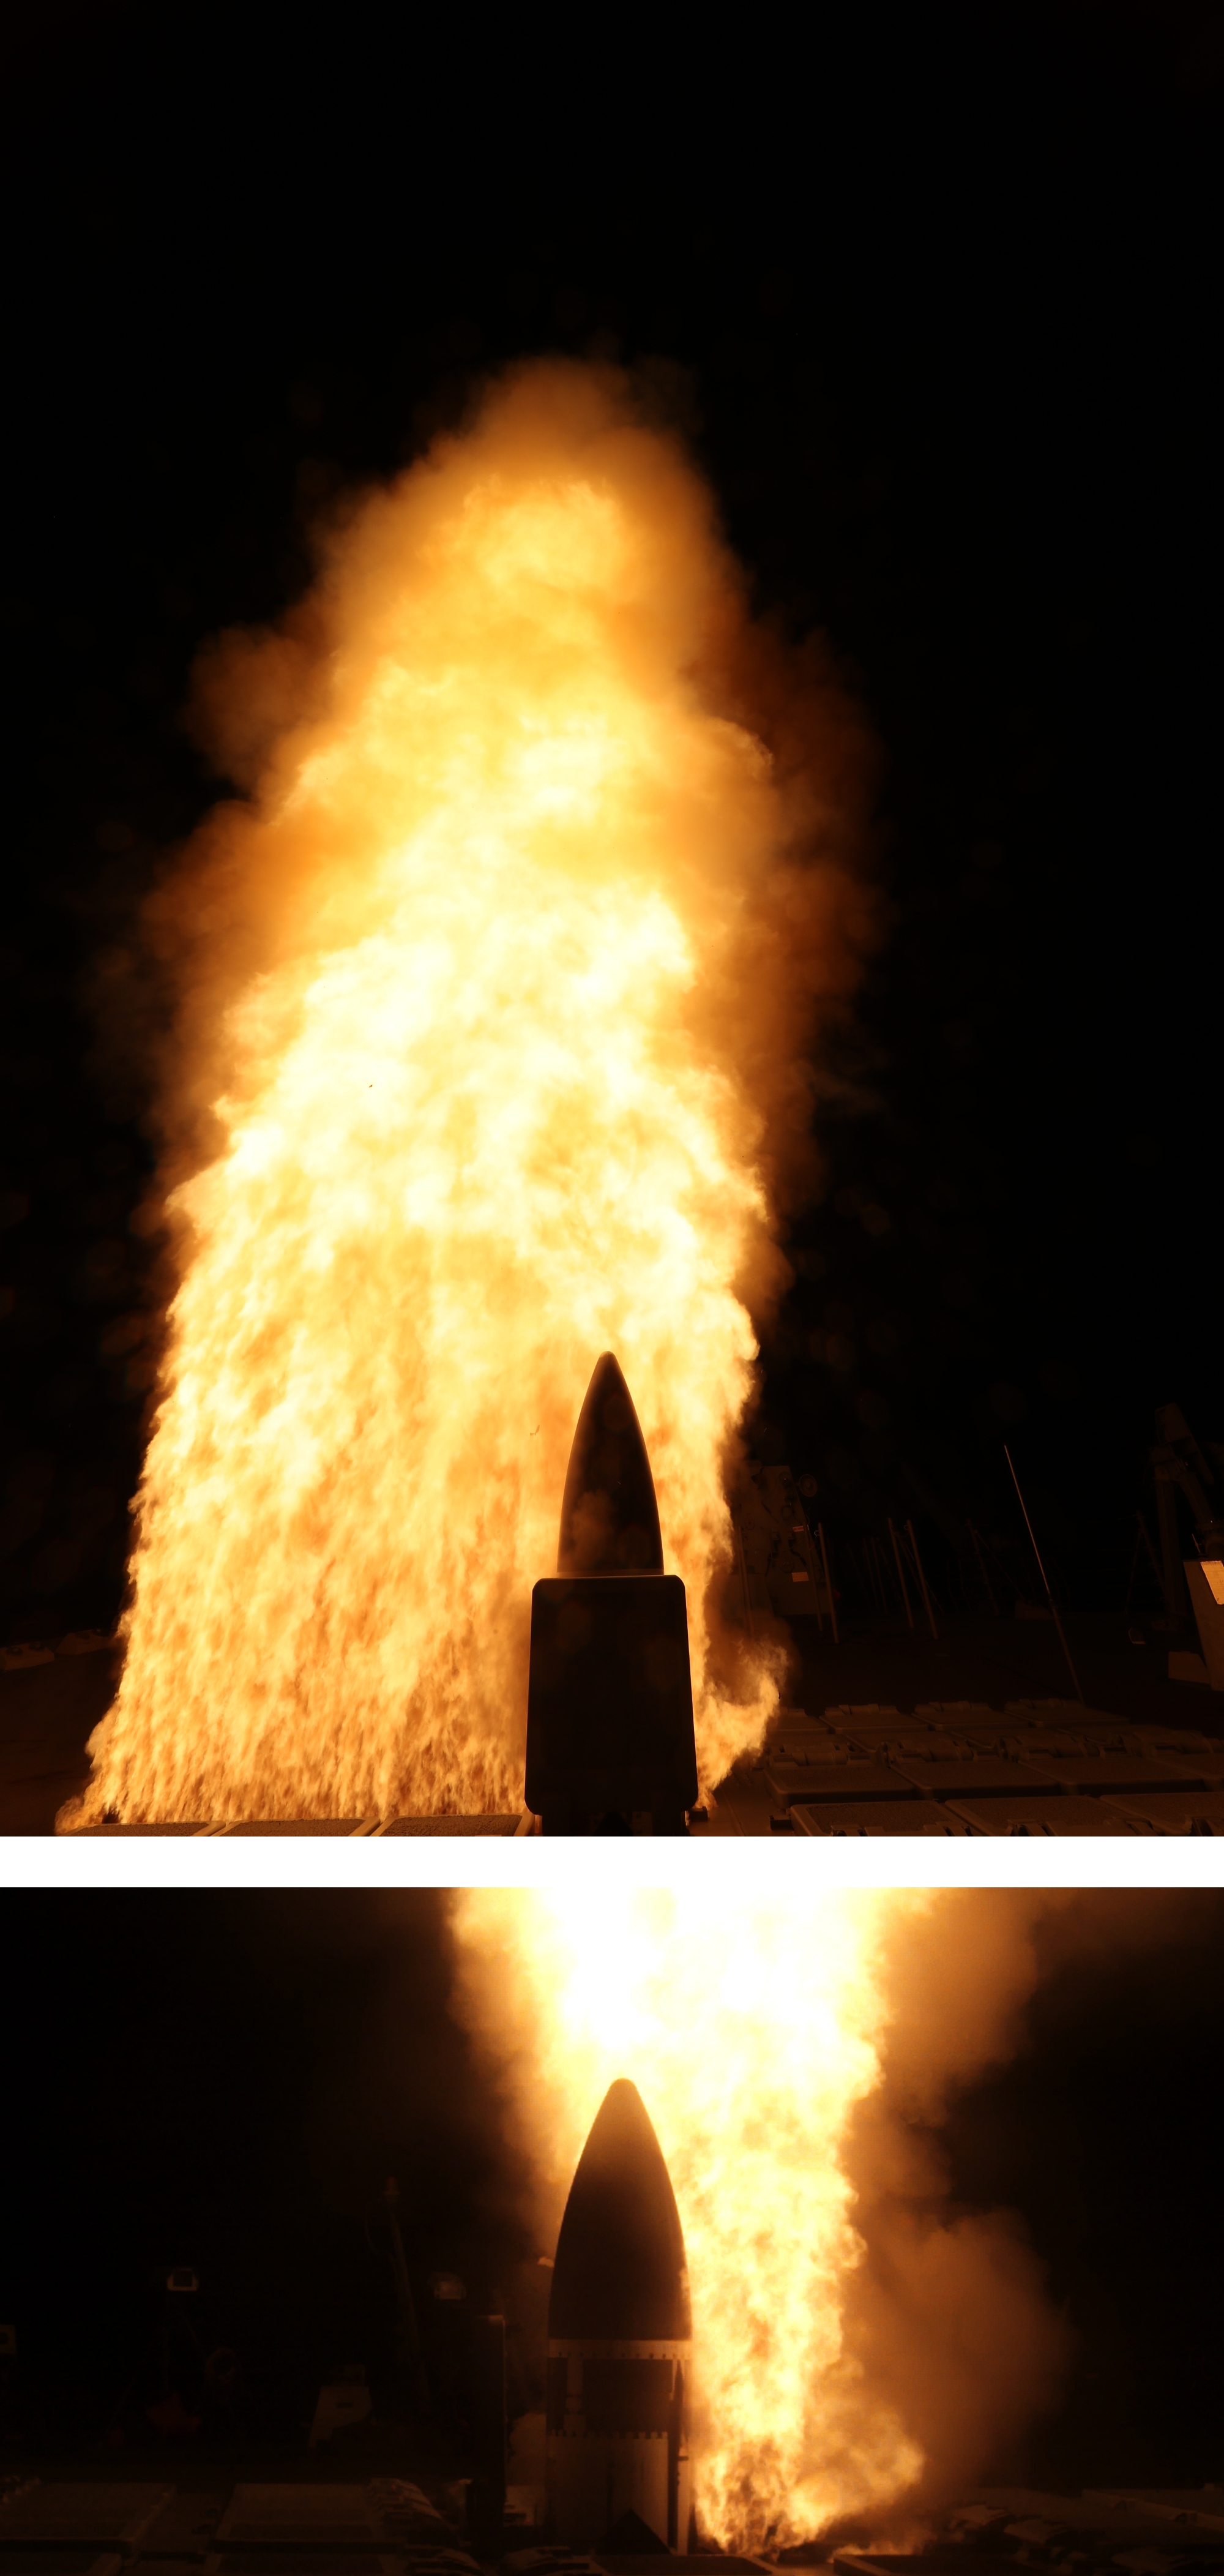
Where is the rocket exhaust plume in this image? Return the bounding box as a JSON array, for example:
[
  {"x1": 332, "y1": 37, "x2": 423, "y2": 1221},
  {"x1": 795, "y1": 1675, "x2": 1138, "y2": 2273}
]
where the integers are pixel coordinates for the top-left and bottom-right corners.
[
  {"x1": 547, "y1": 2078, "x2": 692, "y2": 2548},
  {"x1": 69, "y1": 359, "x2": 876, "y2": 1824}
]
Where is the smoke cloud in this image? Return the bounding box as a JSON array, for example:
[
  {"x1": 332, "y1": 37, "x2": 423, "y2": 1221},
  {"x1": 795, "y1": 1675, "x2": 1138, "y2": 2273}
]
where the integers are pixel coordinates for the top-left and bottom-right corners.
[
  {"x1": 67, "y1": 356, "x2": 878, "y2": 1824},
  {"x1": 835, "y1": 1892, "x2": 1072, "y2": 2531}
]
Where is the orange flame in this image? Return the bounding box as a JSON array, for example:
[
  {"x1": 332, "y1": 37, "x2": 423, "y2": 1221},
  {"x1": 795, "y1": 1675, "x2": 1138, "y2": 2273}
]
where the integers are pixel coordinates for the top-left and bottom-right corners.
[
  {"x1": 70, "y1": 362, "x2": 873, "y2": 1822},
  {"x1": 453, "y1": 1885, "x2": 928, "y2": 2551}
]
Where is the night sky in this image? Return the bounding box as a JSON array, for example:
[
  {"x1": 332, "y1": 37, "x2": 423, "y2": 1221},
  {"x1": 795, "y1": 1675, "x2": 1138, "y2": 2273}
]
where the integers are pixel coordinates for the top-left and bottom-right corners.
[
  {"x1": 1, "y1": 2, "x2": 1220, "y2": 1645},
  {"x1": 2, "y1": 1889, "x2": 1222, "y2": 2487}
]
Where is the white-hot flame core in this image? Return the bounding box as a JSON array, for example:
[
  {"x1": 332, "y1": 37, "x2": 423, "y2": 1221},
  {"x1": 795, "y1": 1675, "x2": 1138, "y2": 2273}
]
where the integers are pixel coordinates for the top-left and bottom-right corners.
[
  {"x1": 73, "y1": 363, "x2": 868, "y2": 1824},
  {"x1": 453, "y1": 1886, "x2": 927, "y2": 2551}
]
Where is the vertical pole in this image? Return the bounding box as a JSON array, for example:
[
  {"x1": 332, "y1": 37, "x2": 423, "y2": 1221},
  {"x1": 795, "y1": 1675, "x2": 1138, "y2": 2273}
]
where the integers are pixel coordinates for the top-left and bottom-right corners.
[
  {"x1": 889, "y1": 1518, "x2": 915, "y2": 1628},
  {"x1": 384, "y1": 2177, "x2": 430, "y2": 2413},
  {"x1": 468, "y1": 2313, "x2": 507, "y2": 2556},
  {"x1": 817, "y1": 1523, "x2": 839, "y2": 1644},
  {"x1": 906, "y1": 1518, "x2": 939, "y2": 1639},
  {"x1": 1003, "y1": 1445, "x2": 1085, "y2": 1704},
  {"x1": 968, "y1": 1522, "x2": 999, "y2": 1615}
]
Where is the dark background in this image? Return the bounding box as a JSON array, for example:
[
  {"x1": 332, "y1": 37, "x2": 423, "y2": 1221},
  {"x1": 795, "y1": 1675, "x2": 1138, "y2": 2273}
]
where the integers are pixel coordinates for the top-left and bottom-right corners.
[
  {"x1": 1, "y1": 1, "x2": 1220, "y2": 1645},
  {"x1": 1, "y1": 1889, "x2": 1221, "y2": 2487},
  {"x1": 0, "y1": 1890, "x2": 545, "y2": 2460}
]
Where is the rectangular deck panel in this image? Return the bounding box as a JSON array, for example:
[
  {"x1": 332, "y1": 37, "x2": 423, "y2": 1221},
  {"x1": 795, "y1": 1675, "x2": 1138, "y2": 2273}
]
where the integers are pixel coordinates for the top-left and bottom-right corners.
[
  {"x1": 791, "y1": 1798, "x2": 977, "y2": 1836},
  {"x1": 946, "y1": 1793, "x2": 1154, "y2": 1836}
]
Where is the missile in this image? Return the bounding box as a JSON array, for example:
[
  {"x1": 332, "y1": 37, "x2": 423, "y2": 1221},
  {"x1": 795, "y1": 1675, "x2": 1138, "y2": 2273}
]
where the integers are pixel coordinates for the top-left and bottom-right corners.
[
  {"x1": 558, "y1": 1354, "x2": 665, "y2": 1574},
  {"x1": 547, "y1": 2079, "x2": 692, "y2": 2552},
  {"x1": 524, "y1": 1355, "x2": 698, "y2": 1836}
]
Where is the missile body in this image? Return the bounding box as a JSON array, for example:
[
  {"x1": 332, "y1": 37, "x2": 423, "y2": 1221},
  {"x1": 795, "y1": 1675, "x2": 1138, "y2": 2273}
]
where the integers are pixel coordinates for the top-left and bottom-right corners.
[
  {"x1": 525, "y1": 1356, "x2": 698, "y2": 1834},
  {"x1": 547, "y1": 2080, "x2": 691, "y2": 2551},
  {"x1": 557, "y1": 1354, "x2": 665, "y2": 1576}
]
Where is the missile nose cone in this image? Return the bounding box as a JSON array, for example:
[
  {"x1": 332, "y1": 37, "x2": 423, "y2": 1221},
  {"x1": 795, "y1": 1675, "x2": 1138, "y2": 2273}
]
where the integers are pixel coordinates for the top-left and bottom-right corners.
[
  {"x1": 549, "y1": 2078, "x2": 690, "y2": 2341},
  {"x1": 558, "y1": 1355, "x2": 664, "y2": 1576}
]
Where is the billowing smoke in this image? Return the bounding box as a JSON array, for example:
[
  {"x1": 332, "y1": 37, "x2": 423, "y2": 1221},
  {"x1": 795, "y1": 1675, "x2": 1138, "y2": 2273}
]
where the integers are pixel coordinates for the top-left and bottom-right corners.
[
  {"x1": 450, "y1": 1889, "x2": 1081, "y2": 2553},
  {"x1": 67, "y1": 358, "x2": 877, "y2": 1824},
  {"x1": 835, "y1": 1890, "x2": 1074, "y2": 2528}
]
